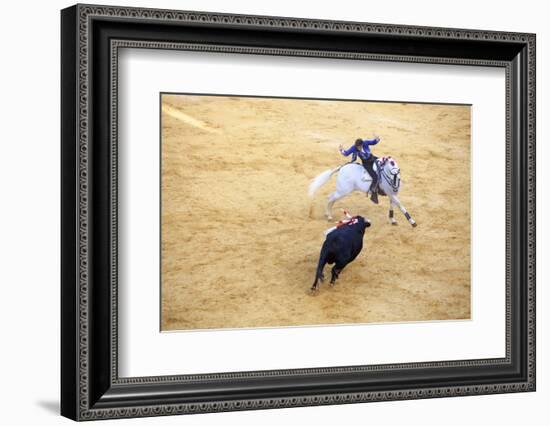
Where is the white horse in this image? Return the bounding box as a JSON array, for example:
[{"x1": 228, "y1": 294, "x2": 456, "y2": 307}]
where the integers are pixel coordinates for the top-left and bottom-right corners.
[{"x1": 309, "y1": 157, "x2": 417, "y2": 227}]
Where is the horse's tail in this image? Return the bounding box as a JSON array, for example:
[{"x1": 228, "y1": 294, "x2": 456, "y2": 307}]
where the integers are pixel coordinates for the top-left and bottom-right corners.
[{"x1": 308, "y1": 166, "x2": 341, "y2": 197}]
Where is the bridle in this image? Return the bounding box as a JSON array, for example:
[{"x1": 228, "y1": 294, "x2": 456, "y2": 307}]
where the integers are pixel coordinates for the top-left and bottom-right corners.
[{"x1": 379, "y1": 159, "x2": 401, "y2": 193}]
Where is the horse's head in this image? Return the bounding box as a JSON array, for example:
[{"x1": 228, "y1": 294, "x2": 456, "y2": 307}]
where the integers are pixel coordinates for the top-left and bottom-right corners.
[{"x1": 379, "y1": 156, "x2": 401, "y2": 192}]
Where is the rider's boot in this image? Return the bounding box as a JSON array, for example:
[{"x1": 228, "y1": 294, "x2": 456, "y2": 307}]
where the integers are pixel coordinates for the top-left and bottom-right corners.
[
  {"x1": 370, "y1": 179, "x2": 379, "y2": 204},
  {"x1": 370, "y1": 190, "x2": 379, "y2": 204}
]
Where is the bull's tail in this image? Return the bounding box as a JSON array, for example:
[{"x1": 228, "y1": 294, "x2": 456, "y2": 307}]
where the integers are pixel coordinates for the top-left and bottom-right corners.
[
  {"x1": 311, "y1": 246, "x2": 329, "y2": 291},
  {"x1": 308, "y1": 166, "x2": 341, "y2": 198}
]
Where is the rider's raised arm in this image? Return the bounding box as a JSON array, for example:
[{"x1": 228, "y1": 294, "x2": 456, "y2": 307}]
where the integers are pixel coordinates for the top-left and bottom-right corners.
[
  {"x1": 363, "y1": 137, "x2": 380, "y2": 146},
  {"x1": 340, "y1": 145, "x2": 356, "y2": 156}
]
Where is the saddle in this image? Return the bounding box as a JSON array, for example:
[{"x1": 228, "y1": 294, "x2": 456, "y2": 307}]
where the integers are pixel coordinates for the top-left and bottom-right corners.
[
  {"x1": 361, "y1": 158, "x2": 383, "y2": 184},
  {"x1": 375, "y1": 157, "x2": 386, "y2": 178},
  {"x1": 361, "y1": 158, "x2": 386, "y2": 196}
]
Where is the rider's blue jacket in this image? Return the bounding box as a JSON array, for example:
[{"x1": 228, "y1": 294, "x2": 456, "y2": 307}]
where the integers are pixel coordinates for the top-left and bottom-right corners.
[{"x1": 340, "y1": 138, "x2": 380, "y2": 162}]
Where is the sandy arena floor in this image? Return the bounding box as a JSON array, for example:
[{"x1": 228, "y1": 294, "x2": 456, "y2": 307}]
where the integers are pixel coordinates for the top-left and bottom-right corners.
[{"x1": 160, "y1": 94, "x2": 471, "y2": 331}]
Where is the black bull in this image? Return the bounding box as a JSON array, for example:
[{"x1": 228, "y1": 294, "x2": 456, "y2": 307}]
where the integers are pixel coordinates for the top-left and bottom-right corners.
[{"x1": 311, "y1": 216, "x2": 371, "y2": 291}]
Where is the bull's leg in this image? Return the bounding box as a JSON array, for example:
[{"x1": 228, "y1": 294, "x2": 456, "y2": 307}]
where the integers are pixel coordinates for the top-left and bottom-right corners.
[
  {"x1": 311, "y1": 272, "x2": 325, "y2": 292},
  {"x1": 311, "y1": 246, "x2": 329, "y2": 292},
  {"x1": 389, "y1": 199, "x2": 398, "y2": 225},
  {"x1": 311, "y1": 278, "x2": 319, "y2": 292},
  {"x1": 390, "y1": 194, "x2": 417, "y2": 227},
  {"x1": 330, "y1": 260, "x2": 348, "y2": 286},
  {"x1": 330, "y1": 267, "x2": 341, "y2": 285}
]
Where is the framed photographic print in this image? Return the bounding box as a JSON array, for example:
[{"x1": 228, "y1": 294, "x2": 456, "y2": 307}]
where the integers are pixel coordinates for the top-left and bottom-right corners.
[{"x1": 61, "y1": 4, "x2": 536, "y2": 421}]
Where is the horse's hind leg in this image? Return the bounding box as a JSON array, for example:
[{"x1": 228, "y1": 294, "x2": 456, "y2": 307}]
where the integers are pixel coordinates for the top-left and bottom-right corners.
[{"x1": 326, "y1": 192, "x2": 343, "y2": 220}]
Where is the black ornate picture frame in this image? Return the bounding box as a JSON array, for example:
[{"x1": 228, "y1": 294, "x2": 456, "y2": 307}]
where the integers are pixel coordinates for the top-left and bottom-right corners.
[{"x1": 61, "y1": 4, "x2": 536, "y2": 421}]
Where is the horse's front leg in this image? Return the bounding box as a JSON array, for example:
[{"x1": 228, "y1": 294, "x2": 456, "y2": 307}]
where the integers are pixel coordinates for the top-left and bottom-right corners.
[
  {"x1": 389, "y1": 199, "x2": 398, "y2": 225},
  {"x1": 389, "y1": 195, "x2": 417, "y2": 227}
]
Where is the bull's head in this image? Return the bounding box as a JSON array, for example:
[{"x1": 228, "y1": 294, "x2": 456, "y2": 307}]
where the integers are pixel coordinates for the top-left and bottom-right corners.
[
  {"x1": 354, "y1": 215, "x2": 371, "y2": 232},
  {"x1": 342, "y1": 210, "x2": 371, "y2": 231},
  {"x1": 324, "y1": 210, "x2": 371, "y2": 236}
]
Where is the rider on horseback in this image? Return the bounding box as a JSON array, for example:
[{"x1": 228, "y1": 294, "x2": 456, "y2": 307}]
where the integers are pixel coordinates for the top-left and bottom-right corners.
[{"x1": 339, "y1": 136, "x2": 381, "y2": 204}]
